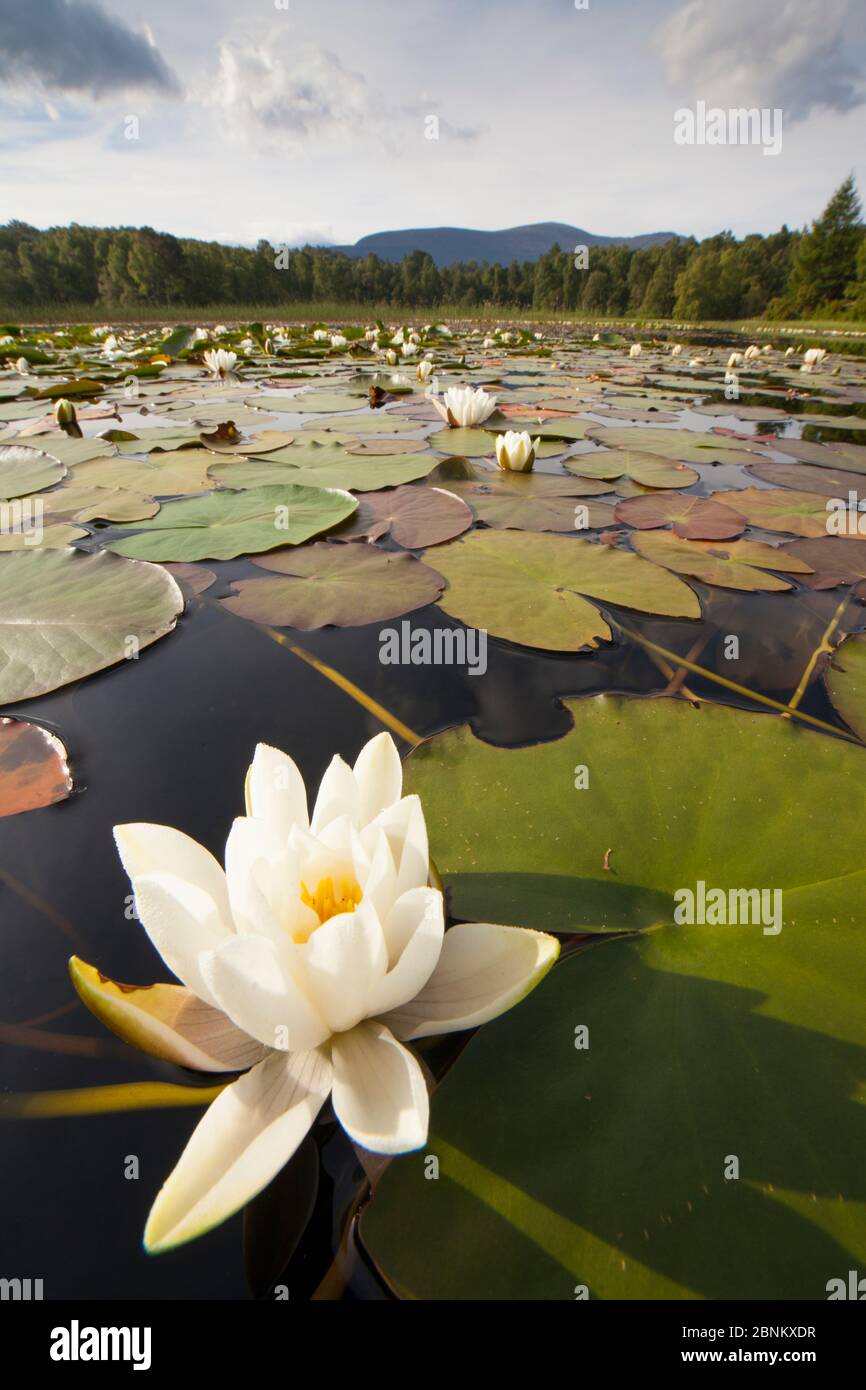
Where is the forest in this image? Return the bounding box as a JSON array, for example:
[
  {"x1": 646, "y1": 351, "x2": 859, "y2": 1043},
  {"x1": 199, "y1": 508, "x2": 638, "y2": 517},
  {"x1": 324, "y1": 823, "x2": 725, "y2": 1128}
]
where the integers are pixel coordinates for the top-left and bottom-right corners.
[{"x1": 2, "y1": 177, "x2": 864, "y2": 321}]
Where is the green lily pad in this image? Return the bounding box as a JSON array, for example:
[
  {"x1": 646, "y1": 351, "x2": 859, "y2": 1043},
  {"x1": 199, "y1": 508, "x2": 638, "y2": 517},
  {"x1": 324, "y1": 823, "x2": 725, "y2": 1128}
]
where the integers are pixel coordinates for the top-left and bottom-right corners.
[
  {"x1": 775, "y1": 439, "x2": 866, "y2": 476},
  {"x1": 0, "y1": 523, "x2": 88, "y2": 551},
  {"x1": 712, "y1": 488, "x2": 832, "y2": 538},
  {"x1": 363, "y1": 697, "x2": 866, "y2": 1299},
  {"x1": 222, "y1": 543, "x2": 444, "y2": 629},
  {"x1": 208, "y1": 438, "x2": 437, "y2": 492},
  {"x1": 431, "y1": 529, "x2": 700, "y2": 651},
  {"x1": 6, "y1": 433, "x2": 116, "y2": 467},
  {"x1": 0, "y1": 549, "x2": 183, "y2": 701},
  {"x1": 0, "y1": 446, "x2": 66, "y2": 499},
  {"x1": 72, "y1": 448, "x2": 218, "y2": 498},
  {"x1": 107, "y1": 484, "x2": 357, "y2": 562},
  {"x1": 566, "y1": 450, "x2": 699, "y2": 490},
  {"x1": 826, "y1": 634, "x2": 866, "y2": 740},
  {"x1": 631, "y1": 532, "x2": 807, "y2": 592},
  {"x1": 586, "y1": 426, "x2": 764, "y2": 467}
]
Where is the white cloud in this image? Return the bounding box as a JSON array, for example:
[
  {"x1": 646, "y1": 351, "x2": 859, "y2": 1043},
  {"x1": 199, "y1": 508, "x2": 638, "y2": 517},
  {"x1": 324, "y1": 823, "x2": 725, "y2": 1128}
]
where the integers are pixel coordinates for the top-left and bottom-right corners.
[
  {"x1": 656, "y1": 0, "x2": 864, "y2": 122},
  {"x1": 206, "y1": 32, "x2": 379, "y2": 149}
]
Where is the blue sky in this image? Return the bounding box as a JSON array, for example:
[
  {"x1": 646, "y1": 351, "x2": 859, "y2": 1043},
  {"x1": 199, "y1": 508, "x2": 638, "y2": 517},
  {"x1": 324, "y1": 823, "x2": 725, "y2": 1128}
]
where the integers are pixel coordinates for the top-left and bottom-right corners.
[{"x1": 1, "y1": 0, "x2": 865, "y2": 246}]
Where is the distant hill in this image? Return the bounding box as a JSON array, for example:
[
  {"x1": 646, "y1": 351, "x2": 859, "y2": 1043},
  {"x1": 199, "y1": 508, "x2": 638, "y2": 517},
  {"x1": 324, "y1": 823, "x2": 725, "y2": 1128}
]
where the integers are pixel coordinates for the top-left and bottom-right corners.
[{"x1": 328, "y1": 222, "x2": 682, "y2": 267}]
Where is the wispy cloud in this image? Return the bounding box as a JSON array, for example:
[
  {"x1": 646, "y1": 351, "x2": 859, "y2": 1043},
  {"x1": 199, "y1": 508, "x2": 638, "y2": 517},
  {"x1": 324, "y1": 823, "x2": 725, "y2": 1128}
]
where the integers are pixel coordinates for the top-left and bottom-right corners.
[
  {"x1": 656, "y1": 0, "x2": 865, "y2": 122},
  {"x1": 0, "y1": 0, "x2": 181, "y2": 99}
]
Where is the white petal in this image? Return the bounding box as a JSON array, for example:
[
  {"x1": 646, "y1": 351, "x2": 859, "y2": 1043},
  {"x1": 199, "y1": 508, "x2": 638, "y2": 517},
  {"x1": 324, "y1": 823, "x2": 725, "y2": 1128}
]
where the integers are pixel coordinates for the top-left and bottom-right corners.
[
  {"x1": 302, "y1": 899, "x2": 387, "y2": 1033},
  {"x1": 115, "y1": 823, "x2": 232, "y2": 927},
  {"x1": 311, "y1": 755, "x2": 359, "y2": 834},
  {"x1": 381, "y1": 922, "x2": 559, "y2": 1041},
  {"x1": 331, "y1": 1021, "x2": 428, "y2": 1154},
  {"x1": 368, "y1": 886, "x2": 444, "y2": 1016},
  {"x1": 130, "y1": 871, "x2": 233, "y2": 1006},
  {"x1": 353, "y1": 732, "x2": 402, "y2": 825},
  {"x1": 245, "y1": 744, "x2": 309, "y2": 840},
  {"x1": 224, "y1": 816, "x2": 312, "y2": 942},
  {"x1": 362, "y1": 794, "x2": 429, "y2": 898},
  {"x1": 202, "y1": 935, "x2": 330, "y2": 1052},
  {"x1": 144, "y1": 1048, "x2": 332, "y2": 1252}
]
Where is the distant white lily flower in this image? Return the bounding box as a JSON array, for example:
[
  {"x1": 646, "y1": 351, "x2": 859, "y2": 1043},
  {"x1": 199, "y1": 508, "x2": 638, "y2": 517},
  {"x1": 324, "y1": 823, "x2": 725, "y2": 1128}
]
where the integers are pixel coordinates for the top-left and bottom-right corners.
[
  {"x1": 203, "y1": 348, "x2": 238, "y2": 379},
  {"x1": 391, "y1": 330, "x2": 405, "y2": 346},
  {"x1": 14, "y1": 357, "x2": 29, "y2": 374},
  {"x1": 727, "y1": 352, "x2": 743, "y2": 369},
  {"x1": 389, "y1": 373, "x2": 412, "y2": 388},
  {"x1": 785, "y1": 346, "x2": 796, "y2": 357},
  {"x1": 0, "y1": 334, "x2": 15, "y2": 346},
  {"x1": 689, "y1": 357, "x2": 707, "y2": 366},
  {"x1": 671, "y1": 344, "x2": 683, "y2": 355},
  {"x1": 330, "y1": 334, "x2": 348, "y2": 349},
  {"x1": 103, "y1": 334, "x2": 120, "y2": 354},
  {"x1": 435, "y1": 324, "x2": 452, "y2": 336},
  {"x1": 365, "y1": 329, "x2": 378, "y2": 343},
  {"x1": 416, "y1": 359, "x2": 433, "y2": 382},
  {"x1": 312, "y1": 329, "x2": 329, "y2": 342},
  {"x1": 214, "y1": 324, "x2": 228, "y2": 337},
  {"x1": 802, "y1": 347, "x2": 827, "y2": 369},
  {"x1": 629, "y1": 343, "x2": 642, "y2": 358},
  {"x1": 401, "y1": 342, "x2": 418, "y2": 358},
  {"x1": 72, "y1": 733, "x2": 558, "y2": 1252},
  {"x1": 91, "y1": 325, "x2": 112, "y2": 338},
  {"x1": 743, "y1": 344, "x2": 761, "y2": 360},
  {"x1": 385, "y1": 349, "x2": 398, "y2": 366},
  {"x1": 238, "y1": 337, "x2": 255, "y2": 354},
  {"x1": 431, "y1": 385, "x2": 497, "y2": 428},
  {"x1": 483, "y1": 337, "x2": 496, "y2": 349},
  {"x1": 533, "y1": 332, "x2": 543, "y2": 341},
  {"x1": 495, "y1": 429, "x2": 540, "y2": 473}
]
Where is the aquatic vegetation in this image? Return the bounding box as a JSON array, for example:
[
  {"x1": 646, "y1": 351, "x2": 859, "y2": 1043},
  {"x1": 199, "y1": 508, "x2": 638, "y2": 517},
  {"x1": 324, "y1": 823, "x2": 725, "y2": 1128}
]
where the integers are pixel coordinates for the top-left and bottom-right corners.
[
  {"x1": 70, "y1": 733, "x2": 558, "y2": 1252},
  {"x1": 2, "y1": 315, "x2": 866, "y2": 1299}
]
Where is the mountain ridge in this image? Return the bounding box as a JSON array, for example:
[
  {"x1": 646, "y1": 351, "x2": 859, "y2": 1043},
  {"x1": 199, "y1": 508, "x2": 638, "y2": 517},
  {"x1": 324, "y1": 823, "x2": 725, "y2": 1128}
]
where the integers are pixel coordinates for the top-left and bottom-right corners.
[{"x1": 327, "y1": 221, "x2": 683, "y2": 267}]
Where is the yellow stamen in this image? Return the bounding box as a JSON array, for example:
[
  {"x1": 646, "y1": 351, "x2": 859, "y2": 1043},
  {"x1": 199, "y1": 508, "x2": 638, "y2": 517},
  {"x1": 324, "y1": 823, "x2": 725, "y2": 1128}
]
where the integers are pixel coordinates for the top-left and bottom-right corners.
[{"x1": 299, "y1": 876, "x2": 362, "y2": 928}]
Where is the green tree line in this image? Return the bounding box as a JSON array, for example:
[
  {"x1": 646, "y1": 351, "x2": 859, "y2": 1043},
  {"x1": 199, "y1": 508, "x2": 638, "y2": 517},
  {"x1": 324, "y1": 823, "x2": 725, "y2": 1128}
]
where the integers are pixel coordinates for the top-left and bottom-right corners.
[{"x1": 2, "y1": 177, "x2": 864, "y2": 320}]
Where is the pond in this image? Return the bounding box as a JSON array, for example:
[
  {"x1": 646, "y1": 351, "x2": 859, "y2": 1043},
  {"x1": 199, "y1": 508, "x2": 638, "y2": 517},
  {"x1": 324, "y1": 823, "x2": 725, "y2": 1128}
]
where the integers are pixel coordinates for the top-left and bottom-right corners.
[{"x1": 1, "y1": 322, "x2": 864, "y2": 1300}]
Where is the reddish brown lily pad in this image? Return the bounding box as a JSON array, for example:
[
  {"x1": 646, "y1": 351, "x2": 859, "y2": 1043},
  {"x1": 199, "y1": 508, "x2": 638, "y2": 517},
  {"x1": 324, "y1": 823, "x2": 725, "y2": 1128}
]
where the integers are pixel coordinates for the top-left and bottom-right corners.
[
  {"x1": 0, "y1": 718, "x2": 73, "y2": 817},
  {"x1": 333, "y1": 484, "x2": 473, "y2": 548},
  {"x1": 222, "y1": 542, "x2": 445, "y2": 629},
  {"x1": 614, "y1": 493, "x2": 746, "y2": 540}
]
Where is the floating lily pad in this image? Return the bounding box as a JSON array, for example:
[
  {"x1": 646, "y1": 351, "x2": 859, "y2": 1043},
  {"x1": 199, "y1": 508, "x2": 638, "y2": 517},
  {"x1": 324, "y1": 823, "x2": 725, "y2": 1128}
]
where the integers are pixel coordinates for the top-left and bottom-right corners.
[
  {"x1": 107, "y1": 485, "x2": 357, "y2": 561},
  {"x1": 6, "y1": 433, "x2": 116, "y2": 467},
  {"x1": 333, "y1": 485, "x2": 473, "y2": 547},
  {"x1": 74, "y1": 449, "x2": 218, "y2": 498},
  {"x1": 567, "y1": 450, "x2": 699, "y2": 490},
  {"x1": 115, "y1": 426, "x2": 205, "y2": 454},
  {"x1": 712, "y1": 487, "x2": 832, "y2": 538},
  {"x1": 0, "y1": 549, "x2": 183, "y2": 702},
  {"x1": 0, "y1": 717, "x2": 73, "y2": 816},
  {"x1": 631, "y1": 532, "x2": 805, "y2": 592},
  {"x1": 746, "y1": 460, "x2": 866, "y2": 497},
  {"x1": 586, "y1": 425, "x2": 764, "y2": 467},
  {"x1": 223, "y1": 542, "x2": 444, "y2": 629},
  {"x1": 0, "y1": 446, "x2": 66, "y2": 499},
  {"x1": 0, "y1": 521, "x2": 87, "y2": 550},
  {"x1": 160, "y1": 562, "x2": 217, "y2": 596},
  {"x1": 427, "y1": 427, "x2": 563, "y2": 460},
  {"x1": 826, "y1": 634, "x2": 866, "y2": 740},
  {"x1": 781, "y1": 537, "x2": 866, "y2": 590},
  {"x1": 208, "y1": 439, "x2": 437, "y2": 492},
  {"x1": 40, "y1": 481, "x2": 159, "y2": 523},
  {"x1": 775, "y1": 438, "x2": 866, "y2": 476},
  {"x1": 431, "y1": 529, "x2": 700, "y2": 651},
  {"x1": 363, "y1": 697, "x2": 866, "y2": 1299},
  {"x1": 614, "y1": 493, "x2": 746, "y2": 539}
]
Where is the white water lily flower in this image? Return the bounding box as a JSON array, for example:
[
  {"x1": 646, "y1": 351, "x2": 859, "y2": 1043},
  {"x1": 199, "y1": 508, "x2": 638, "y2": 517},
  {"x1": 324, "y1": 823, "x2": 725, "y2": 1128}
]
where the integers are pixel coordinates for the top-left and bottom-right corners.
[
  {"x1": 482, "y1": 336, "x2": 496, "y2": 349},
  {"x1": 495, "y1": 430, "x2": 540, "y2": 473},
  {"x1": 203, "y1": 348, "x2": 238, "y2": 379},
  {"x1": 727, "y1": 352, "x2": 743, "y2": 369},
  {"x1": 743, "y1": 344, "x2": 761, "y2": 360},
  {"x1": 416, "y1": 359, "x2": 433, "y2": 382},
  {"x1": 802, "y1": 347, "x2": 827, "y2": 370},
  {"x1": 432, "y1": 385, "x2": 497, "y2": 428},
  {"x1": 785, "y1": 346, "x2": 796, "y2": 357},
  {"x1": 629, "y1": 343, "x2": 642, "y2": 358},
  {"x1": 312, "y1": 329, "x2": 329, "y2": 342},
  {"x1": 330, "y1": 334, "x2": 348, "y2": 348},
  {"x1": 671, "y1": 343, "x2": 683, "y2": 355},
  {"x1": 14, "y1": 357, "x2": 29, "y2": 374},
  {"x1": 71, "y1": 733, "x2": 557, "y2": 1252},
  {"x1": 385, "y1": 348, "x2": 398, "y2": 366},
  {"x1": 401, "y1": 342, "x2": 418, "y2": 358},
  {"x1": 689, "y1": 356, "x2": 707, "y2": 367}
]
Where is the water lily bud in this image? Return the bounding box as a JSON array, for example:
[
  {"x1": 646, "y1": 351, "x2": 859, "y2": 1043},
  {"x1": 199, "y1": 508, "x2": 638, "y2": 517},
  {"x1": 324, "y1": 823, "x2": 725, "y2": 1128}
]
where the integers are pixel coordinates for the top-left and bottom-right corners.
[
  {"x1": 386, "y1": 349, "x2": 398, "y2": 366},
  {"x1": 629, "y1": 343, "x2": 642, "y2": 358},
  {"x1": 53, "y1": 397, "x2": 77, "y2": 425},
  {"x1": 416, "y1": 359, "x2": 433, "y2": 382},
  {"x1": 495, "y1": 429, "x2": 539, "y2": 473},
  {"x1": 15, "y1": 357, "x2": 28, "y2": 374}
]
